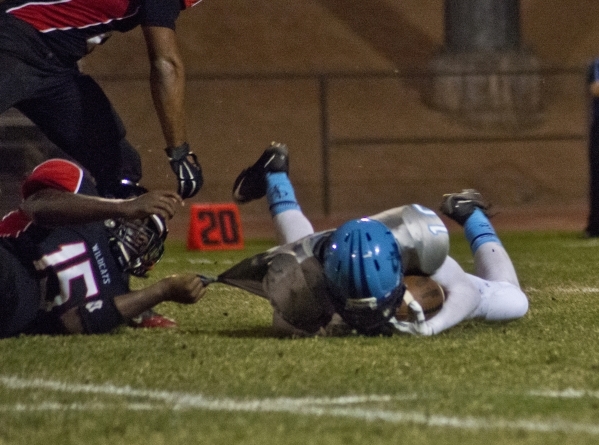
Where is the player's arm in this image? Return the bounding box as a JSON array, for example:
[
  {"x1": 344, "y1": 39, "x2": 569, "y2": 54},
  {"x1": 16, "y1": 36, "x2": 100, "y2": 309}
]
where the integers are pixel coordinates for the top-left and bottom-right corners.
[
  {"x1": 142, "y1": 25, "x2": 186, "y2": 147},
  {"x1": 142, "y1": 25, "x2": 203, "y2": 199},
  {"x1": 60, "y1": 274, "x2": 206, "y2": 334},
  {"x1": 21, "y1": 188, "x2": 183, "y2": 227},
  {"x1": 271, "y1": 311, "x2": 316, "y2": 338}
]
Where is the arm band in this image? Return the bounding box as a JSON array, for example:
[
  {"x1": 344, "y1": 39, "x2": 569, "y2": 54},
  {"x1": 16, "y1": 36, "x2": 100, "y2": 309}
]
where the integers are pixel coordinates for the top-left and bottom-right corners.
[
  {"x1": 165, "y1": 142, "x2": 190, "y2": 160},
  {"x1": 78, "y1": 298, "x2": 125, "y2": 334}
]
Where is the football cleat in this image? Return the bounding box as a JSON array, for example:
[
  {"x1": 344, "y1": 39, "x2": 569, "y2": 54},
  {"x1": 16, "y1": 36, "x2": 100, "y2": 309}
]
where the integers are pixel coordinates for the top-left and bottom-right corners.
[
  {"x1": 439, "y1": 189, "x2": 490, "y2": 226},
  {"x1": 232, "y1": 142, "x2": 289, "y2": 203},
  {"x1": 128, "y1": 309, "x2": 177, "y2": 329}
]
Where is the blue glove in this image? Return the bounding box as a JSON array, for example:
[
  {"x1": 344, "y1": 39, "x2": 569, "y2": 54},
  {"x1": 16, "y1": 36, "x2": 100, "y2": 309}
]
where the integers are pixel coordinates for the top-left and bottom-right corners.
[{"x1": 165, "y1": 143, "x2": 203, "y2": 199}]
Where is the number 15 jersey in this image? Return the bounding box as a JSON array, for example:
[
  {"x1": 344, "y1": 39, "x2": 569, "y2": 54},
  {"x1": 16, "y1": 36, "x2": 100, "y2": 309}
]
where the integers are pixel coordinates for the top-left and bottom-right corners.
[{"x1": 0, "y1": 159, "x2": 129, "y2": 334}]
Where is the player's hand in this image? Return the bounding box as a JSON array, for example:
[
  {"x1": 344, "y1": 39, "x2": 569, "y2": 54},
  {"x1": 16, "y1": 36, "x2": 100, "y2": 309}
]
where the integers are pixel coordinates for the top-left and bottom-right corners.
[
  {"x1": 389, "y1": 298, "x2": 433, "y2": 336},
  {"x1": 320, "y1": 313, "x2": 354, "y2": 337},
  {"x1": 165, "y1": 143, "x2": 204, "y2": 199},
  {"x1": 161, "y1": 274, "x2": 206, "y2": 304},
  {"x1": 122, "y1": 190, "x2": 183, "y2": 221}
]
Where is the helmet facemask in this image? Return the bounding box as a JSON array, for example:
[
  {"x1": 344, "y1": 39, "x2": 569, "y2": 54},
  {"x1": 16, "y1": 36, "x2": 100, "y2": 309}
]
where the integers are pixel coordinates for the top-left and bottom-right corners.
[
  {"x1": 338, "y1": 284, "x2": 406, "y2": 334},
  {"x1": 106, "y1": 214, "x2": 167, "y2": 277}
]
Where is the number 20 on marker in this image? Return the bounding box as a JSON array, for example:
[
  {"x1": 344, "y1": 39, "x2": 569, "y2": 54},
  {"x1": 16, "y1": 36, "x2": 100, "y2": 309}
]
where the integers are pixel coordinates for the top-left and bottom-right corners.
[{"x1": 187, "y1": 203, "x2": 245, "y2": 251}]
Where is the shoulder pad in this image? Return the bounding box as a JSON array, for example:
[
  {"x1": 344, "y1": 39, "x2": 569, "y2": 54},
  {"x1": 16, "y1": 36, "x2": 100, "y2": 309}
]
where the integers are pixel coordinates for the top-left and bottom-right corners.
[{"x1": 370, "y1": 204, "x2": 449, "y2": 275}]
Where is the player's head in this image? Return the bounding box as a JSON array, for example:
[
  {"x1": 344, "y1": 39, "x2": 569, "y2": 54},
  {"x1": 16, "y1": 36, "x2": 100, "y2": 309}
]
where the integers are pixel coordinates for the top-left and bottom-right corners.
[
  {"x1": 322, "y1": 218, "x2": 404, "y2": 334},
  {"x1": 105, "y1": 214, "x2": 167, "y2": 277}
]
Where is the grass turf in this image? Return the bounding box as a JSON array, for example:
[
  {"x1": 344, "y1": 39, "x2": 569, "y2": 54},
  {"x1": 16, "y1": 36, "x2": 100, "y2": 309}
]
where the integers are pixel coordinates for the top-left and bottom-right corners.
[{"x1": 2, "y1": 232, "x2": 599, "y2": 444}]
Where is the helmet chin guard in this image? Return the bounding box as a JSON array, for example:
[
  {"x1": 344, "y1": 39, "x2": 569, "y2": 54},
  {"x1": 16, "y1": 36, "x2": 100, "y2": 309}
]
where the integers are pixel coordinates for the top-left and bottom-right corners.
[
  {"x1": 323, "y1": 218, "x2": 404, "y2": 333},
  {"x1": 106, "y1": 214, "x2": 167, "y2": 277}
]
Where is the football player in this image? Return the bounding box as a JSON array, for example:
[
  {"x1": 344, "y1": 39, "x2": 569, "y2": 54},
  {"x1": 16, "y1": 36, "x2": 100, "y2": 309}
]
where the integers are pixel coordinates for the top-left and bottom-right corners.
[
  {"x1": 392, "y1": 189, "x2": 529, "y2": 336},
  {"x1": 0, "y1": 0, "x2": 203, "y2": 199},
  {"x1": 199, "y1": 142, "x2": 451, "y2": 337},
  {"x1": 0, "y1": 158, "x2": 206, "y2": 338},
  {"x1": 206, "y1": 143, "x2": 528, "y2": 337}
]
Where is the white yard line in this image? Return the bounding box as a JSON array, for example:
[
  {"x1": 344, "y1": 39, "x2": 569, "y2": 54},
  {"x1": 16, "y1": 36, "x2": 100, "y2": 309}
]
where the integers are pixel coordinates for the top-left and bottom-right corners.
[
  {"x1": 528, "y1": 389, "x2": 599, "y2": 399},
  {"x1": 525, "y1": 286, "x2": 599, "y2": 293},
  {"x1": 0, "y1": 402, "x2": 157, "y2": 411},
  {"x1": 2, "y1": 375, "x2": 599, "y2": 434}
]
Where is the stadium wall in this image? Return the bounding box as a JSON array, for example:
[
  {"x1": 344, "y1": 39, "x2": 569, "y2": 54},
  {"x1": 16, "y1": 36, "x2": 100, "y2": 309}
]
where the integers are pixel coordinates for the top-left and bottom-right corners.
[{"x1": 37, "y1": 1, "x2": 599, "y2": 236}]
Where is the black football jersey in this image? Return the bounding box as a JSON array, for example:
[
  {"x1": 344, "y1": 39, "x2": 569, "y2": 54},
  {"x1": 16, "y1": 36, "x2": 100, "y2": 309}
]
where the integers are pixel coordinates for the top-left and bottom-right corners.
[
  {"x1": 0, "y1": 159, "x2": 129, "y2": 333},
  {"x1": 0, "y1": 0, "x2": 182, "y2": 63}
]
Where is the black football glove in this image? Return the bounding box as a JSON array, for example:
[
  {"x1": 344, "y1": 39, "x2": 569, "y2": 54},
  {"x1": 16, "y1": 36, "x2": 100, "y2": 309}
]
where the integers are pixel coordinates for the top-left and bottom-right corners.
[{"x1": 165, "y1": 143, "x2": 203, "y2": 199}]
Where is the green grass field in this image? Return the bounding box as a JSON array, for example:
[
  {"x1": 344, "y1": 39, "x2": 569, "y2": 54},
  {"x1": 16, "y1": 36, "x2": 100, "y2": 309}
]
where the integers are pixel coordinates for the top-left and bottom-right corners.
[{"x1": 2, "y1": 231, "x2": 599, "y2": 445}]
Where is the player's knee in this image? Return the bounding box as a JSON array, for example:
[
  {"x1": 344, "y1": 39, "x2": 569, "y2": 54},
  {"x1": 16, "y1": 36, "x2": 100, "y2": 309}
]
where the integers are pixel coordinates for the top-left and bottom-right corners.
[
  {"x1": 485, "y1": 287, "x2": 528, "y2": 321},
  {"x1": 508, "y1": 289, "x2": 529, "y2": 319}
]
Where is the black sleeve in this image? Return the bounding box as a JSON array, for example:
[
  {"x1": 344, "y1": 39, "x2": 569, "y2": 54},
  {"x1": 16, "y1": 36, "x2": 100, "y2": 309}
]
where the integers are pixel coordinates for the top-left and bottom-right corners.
[
  {"x1": 77, "y1": 297, "x2": 126, "y2": 334},
  {"x1": 22, "y1": 311, "x2": 67, "y2": 336},
  {"x1": 140, "y1": 0, "x2": 181, "y2": 29}
]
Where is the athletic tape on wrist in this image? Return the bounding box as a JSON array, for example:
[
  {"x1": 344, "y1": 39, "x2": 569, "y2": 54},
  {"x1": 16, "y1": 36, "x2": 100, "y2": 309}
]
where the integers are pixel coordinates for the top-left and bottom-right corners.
[{"x1": 165, "y1": 142, "x2": 190, "y2": 161}]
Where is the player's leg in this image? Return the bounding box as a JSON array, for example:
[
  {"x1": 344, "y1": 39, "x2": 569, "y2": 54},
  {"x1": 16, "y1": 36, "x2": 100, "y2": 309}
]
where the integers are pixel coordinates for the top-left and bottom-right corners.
[
  {"x1": 0, "y1": 53, "x2": 28, "y2": 113},
  {"x1": 440, "y1": 189, "x2": 519, "y2": 287},
  {"x1": 119, "y1": 138, "x2": 143, "y2": 185},
  {"x1": 440, "y1": 190, "x2": 527, "y2": 322},
  {"x1": 586, "y1": 93, "x2": 599, "y2": 237},
  {"x1": 0, "y1": 245, "x2": 42, "y2": 338},
  {"x1": 101, "y1": 138, "x2": 147, "y2": 199},
  {"x1": 426, "y1": 256, "x2": 482, "y2": 335},
  {"x1": 267, "y1": 172, "x2": 314, "y2": 244},
  {"x1": 0, "y1": 16, "x2": 56, "y2": 113},
  {"x1": 17, "y1": 73, "x2": 126, "y2": 196},
  {"x1": 232, "y1": 142, "x2": 314, "y2": 244},
  {"x1": 429, "y1": 259, "x2": 527, "y2": 333},
  {"x1": 468, "y1": 279, "x2": 528, "y2": 321},
  {"x1": 472, "y1": 240, "x2": 519, "y2": 287}
]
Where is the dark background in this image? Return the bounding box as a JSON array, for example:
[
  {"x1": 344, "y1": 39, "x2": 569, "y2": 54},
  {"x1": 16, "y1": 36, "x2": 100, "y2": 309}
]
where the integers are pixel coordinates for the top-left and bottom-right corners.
[{"x1": 5, "y1": 0, "x2": 599, "y2": 238}]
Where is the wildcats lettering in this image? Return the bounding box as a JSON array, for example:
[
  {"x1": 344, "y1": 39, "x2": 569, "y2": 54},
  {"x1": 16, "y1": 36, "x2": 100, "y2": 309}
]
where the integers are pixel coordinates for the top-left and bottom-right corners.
[{"x1": 92, "y1": 244, "x2": 111, "y2": 285}]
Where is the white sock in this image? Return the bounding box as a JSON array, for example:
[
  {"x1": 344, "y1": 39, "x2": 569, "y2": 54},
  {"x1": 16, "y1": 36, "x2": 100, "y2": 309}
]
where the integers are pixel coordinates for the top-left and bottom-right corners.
[
  {"x1": 273, "y1": 209, "x2": 314, "y2": 244},
  {"x1": 473, "y1": 242, "x2": 520, "y2": 287}
]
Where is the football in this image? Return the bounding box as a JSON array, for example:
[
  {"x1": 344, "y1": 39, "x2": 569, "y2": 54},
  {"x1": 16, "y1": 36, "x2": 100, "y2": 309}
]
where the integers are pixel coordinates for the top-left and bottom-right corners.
[{"x1": 396, "y1": 275, "x2": 445, "y2": 322}]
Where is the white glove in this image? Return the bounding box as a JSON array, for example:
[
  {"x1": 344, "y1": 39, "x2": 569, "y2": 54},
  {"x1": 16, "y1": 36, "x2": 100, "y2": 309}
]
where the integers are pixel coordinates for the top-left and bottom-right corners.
[{"x1": 389, "y1": 294, "x2": 434, "y2": 336}]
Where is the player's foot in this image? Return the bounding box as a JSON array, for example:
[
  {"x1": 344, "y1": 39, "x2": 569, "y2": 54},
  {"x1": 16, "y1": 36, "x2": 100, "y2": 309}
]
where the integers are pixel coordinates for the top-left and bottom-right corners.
[
  {"x1": 232, "y1": 142, "x2": 289, "y2": 203},
  {"x1": 128, "y1": 309, "x2": 177, "y2": 329},
  {"x1": 440, "y1": 189, "x2": 490, "y2": 226},
  {"x1": 102, "y1": 179, "x2": 148, "y2": 199}
]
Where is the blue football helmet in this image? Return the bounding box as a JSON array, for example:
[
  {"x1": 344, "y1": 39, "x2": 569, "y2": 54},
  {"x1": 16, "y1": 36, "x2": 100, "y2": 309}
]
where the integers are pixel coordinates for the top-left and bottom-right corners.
[{"x1": 322, "y1": 218, "x2": 404, "y2": 333}]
